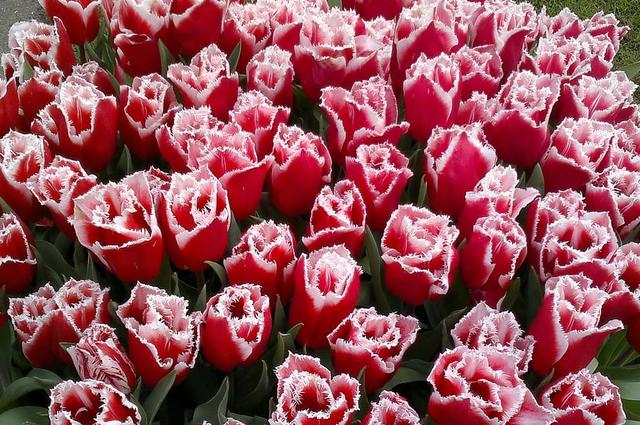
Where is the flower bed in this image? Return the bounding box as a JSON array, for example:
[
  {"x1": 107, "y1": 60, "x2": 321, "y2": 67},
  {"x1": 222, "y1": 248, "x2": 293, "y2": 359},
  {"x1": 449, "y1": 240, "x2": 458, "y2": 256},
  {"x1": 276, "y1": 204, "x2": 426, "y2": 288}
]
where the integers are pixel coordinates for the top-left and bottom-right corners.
[{"x1": 0, "y1": 0, "x2": 639, "y2": 424}]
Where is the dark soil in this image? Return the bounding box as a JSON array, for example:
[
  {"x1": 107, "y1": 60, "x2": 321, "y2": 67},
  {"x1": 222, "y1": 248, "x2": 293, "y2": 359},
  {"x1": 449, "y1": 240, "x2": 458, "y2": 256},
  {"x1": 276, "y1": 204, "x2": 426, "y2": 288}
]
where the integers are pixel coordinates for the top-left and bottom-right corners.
[{"x1": 0, "y1": 0, "x2": 47, "y2": 51}]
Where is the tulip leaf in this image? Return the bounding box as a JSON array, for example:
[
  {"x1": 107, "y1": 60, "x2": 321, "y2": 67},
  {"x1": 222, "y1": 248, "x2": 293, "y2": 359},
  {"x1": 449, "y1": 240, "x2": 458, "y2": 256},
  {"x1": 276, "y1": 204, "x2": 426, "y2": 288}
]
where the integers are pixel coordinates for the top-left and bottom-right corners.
[
  {"x1": 143, "y1": 370, "x2": 177, "y2": 424},
  {"x1": 228, "y1": 413, "x2": 270, "y2": 425},
  {"x1": 192, "y1": 377, "x2": 230, "y2": 425},
  {"x1": 157, "y1": 256, "x2": 173, "y2": 293},
  {"x1": 229, "y1": 214, "x2": 242, "y2": 249},
  {"x1": 0, "y1": 372, "x2": 61, "y2": 413},
  {"x1": 234, "y1": 361, "x2": 270, "y2": 411},
  {"x1": 526, "y1": 164, "x2": 544, "y2": 195},
  {"x1": 0, "y1": 197, "x2": 14, "y2": 214},
  {"x1": 623, "y1": 223, "x2": 640, "y2": 245},
  {"x1": 499, "y1": 277, "x2": 521, "y2": 312},
  {"x1": 417, "y1": 179, "x2": 428, "y2": 207},
  {"x1": 0, "y1": 406, "x2": 48, "y2": 424},
  {"x1": 272, "y1": 324, "x2": 303, "y2": 367},
  {"x1": 34, "y1": 240, "x2": 76, "y2": 279},
  {"x1": 0, "y1": 320, "x2": 14, "y2": 393},
  {"x1": 158, "y1": 39, "x2": 175, "y2": 78},
  {"x1": 598, "y1": 331, "x2": 630, "y2": 369},
  {"x1": 117, "y1": 145, "x2": 135, "y2": 176},
  {"x1": 364, "y1": 226, "x2": 390, "y2": 314},
  {"x1": 328, "y1": 0, "x2": 342, "y2": 8},
  {"x1": 622, "y1": 61, "x2": 640, "y2": 80},
  {"x1": 269, "y1": 296, "x2": 287, "y2": 343},
  {"x1": 525, "y1": 266, "x2": 543, "y2": 325},
  {"x1": 355, "y1": 368, "x2": 369, "y2": 419},
  {"x1": 206, "y1": 261, "x2": 227, "y2": 288},
  {"x1": 227, "y1": 42, "x2": 242, "y2": 73},
  {"x1": 624, "y1": 400, "x2": 640, "y2": 421},
  {"x1": 22, "y1": 60, "x2": 34, "y2": 82},
  {"x1": 195, "y1": 283, "x2": 208, "y2": 312},
  {"x1": 382, "y1": 360, "x2": 433, "y2": 391}
]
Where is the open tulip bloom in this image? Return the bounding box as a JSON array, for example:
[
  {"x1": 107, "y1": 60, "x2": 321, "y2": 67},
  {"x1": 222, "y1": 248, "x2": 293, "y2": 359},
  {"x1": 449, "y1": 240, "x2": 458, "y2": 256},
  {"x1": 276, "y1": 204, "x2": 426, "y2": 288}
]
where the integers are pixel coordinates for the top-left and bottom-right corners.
[{"x1": 1, "y1": 0, "x2": 640, "y2": 423}]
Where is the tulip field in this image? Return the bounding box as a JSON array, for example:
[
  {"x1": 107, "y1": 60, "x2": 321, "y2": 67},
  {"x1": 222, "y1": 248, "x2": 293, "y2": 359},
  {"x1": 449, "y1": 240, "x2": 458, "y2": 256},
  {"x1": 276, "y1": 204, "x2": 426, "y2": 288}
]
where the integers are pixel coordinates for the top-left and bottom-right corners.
[{"x1": 1, "y1": 0, "x2": 640, "y2": 424}]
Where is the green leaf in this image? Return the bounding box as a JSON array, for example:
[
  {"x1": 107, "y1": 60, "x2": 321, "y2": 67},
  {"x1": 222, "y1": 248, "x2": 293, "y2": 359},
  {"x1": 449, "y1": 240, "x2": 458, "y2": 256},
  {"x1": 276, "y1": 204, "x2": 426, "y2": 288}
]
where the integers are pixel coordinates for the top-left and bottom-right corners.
[
  {"x1": 22, "y1": 60, "x2": 34, "y2": 82},
  {"x1": 158, "y1": 39, "x2": 175, "y2": 77},
  {"x1": 0, "y1": 321, "x2": 15, "y2": 393},
  {"x1": 0, "y1": 197, "x2": 14, "y2": 214},
  {"x1": 598, "y1": 331, "x2": 630, "y2": 369},
  {"x1": 269, "y1": 296, "x2": 287, "y2": 344},
  {"x1": 34, "y1": 240, "x2": 75, "y2": 278},
  {"x1": 327, "y1": 0, "x2": 342, "y2": 8},
  {"x1": 622, "y1": 61, "x2": 640, "y2": 80},
  {"x1": 272, "y1": 324, "x2": 303, "y2": 367},
  {"x1": 0, "y1": 371, "x2": 62, "y2": 413},
  {"x1": 364, "y1": 226, "x2": 390, "y2": 314},
  {"x1": 227, "y1": 42, "x2": 242, "y2": 73},
  {"x1": 228, "y1": 214, "x2": 242, "y2": 252},
  {"x1": 417, "y1": 179, "x2": 428, "y2": 207},
  {"x1": 143, "y1": 370, "x2": 176, "y2": 424},
  {"x1": 625, "y1": 399, "x2": 640, "y2": 421},
  {"x1": 192, "y1": 377, "x2": 230, "y2": 425},
  {"x1": 356, "y1": 368, "x2": 369, "y2": 420},
  {"x1": 157, "y1": 256, "x2": 173, "y2": 293},
  {"x1": 623, "y1": 223, "x2": 640, "y2": 245},
  {"x1": 194, "y1": 283, "x2": 208, "y2": 312},
  {"x1": 500, "y1": 277, "x2": 521, "y2": 311},
  {"x1": 0, "y1": 406, "x2": 48, "y2": 424},
  {"x1": 382, "y1": 361, "x2": 433, "y2": 391},
  {"x1": 526, "y1": 164, "x2": 544, "y2": 195},
  {"x1": 206, "y1": 262, "x2": 227, "y2": 287},
  {"x1": 117, "y1": 145, "x2": 135, "y2": 176},
  {"x1": 234, "y1": 361, "x2": 270, "y2": 411},
  {"x1": 85, "y1": 253, "x2": 98, "y2": 282},
  {"x1": 525, "y1": 266, "x2": 543, "y2": 325}
]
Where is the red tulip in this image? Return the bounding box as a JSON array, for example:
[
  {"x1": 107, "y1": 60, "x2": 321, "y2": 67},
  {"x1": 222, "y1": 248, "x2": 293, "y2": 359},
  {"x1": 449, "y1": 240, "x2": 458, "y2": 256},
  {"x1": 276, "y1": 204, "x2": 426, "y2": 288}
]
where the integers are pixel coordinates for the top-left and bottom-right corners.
[
  {"x1": 539, "y1": 369, "x2": 625, "y2": 425},
  {"x1": 555, "y1": 72, "x2": 636, "y2": 125},
  {"x1": 483, "y1": 71, "x2": 561, "y2": 168},
  {"x1": 38, "y1": 0, "x2": 101, "y2": 44},
  {"x1": 0, "y1": 213, "x2": 36, "y2": 294},
  {"x1": 0, "y1": 77, "x2": 19, "y2": 138},
  {"x1": 27, "y1": 156, "x2": 97, "y2": 239},
  {"x1": 541, "y1": 118, "x2": 614, "y2": 192},
  {"x1": 201, "y1": 284, "x2": 272, "y2": 373},
  {"x1": 168, "y1": 0, "x2": 228, "y2": 58},
  {"x1": 246, "y1": 46, "x2": 295, "y2": 108},
  {"x1": 424, "y1": 123, "x2": 497, "y2": 218},
  {"x1": 428, "y1": 346, "x2": 551, "y2": 425},
  {"x1": 9, "y1": 279, "x2": 110, "y2": 368},
  {"x1": 269, "y1": 124, "x2": 332, "y2": 217},
  {"x1": 344, "y1": 17, "x2": 394, "y2": 88},
  {"x1": 345, "y1": 143, "x2": 412, "y2": 231},
  {"x1": 528, "y1": 274, "x2": 623, "y2": 376},
  {"x1": 109, "y1": 0, "x2": 171, "y2": 77},
  {"x1": 392, "y1": 1, "x2": 467, "y2": 88},
  {"x1": 303, "y1": 180, "x2": 366, "y2": 256},
  {"x1": 32, "y1": 77, "x2": 117, "y2": 172},
  {"x1": 230, "y1": 90, "x2": 290, "y2": 160},
  {"x1": 361, "y1": 391, "x2": 421, "y2": 425},
  {"x1": 451, "y1": 45, "x2": 503, "y2": 100},
  {"x1": 120, "y1": 73, "x2": 180, "y2": 161},
  {"x1": 219, "y1": 2, "x2": 272, "y2": 73},
  {"x1": 460, "y1": 214, "x2": 527, "y2": 307},
  {"x1": 469, "y1": 0, "x2": 541, "y2": 75},
  {"x1": 268, "y1": 0, "x2": 328, "y2": 54},
  {"x1": 451, "y1": 302, "x2": 534, "y2": 373},
  {"x1": 18, "y1": 68, "x2": 64, "y2": 126},
  {"x1": 526, "y1": 190, "x2": 586, "y2": 265},
  {"x1": 404, "y1": 53, "x2": 461, "y2": 142},
  {"x1": 116, "y1": 284, "x2": 201, "y2": 386},
  {"x1": 8, "y1": 18, "x2": 76, "y2": 74},
  {"x1": 49, "y1": 380, "x2": 142, "y2": 425},
  {"x1": 293, "y1": 9, "x2": 361, "y2": 101},
  {"x1": 586, "y1": 165, "x2": 640, "y2": 240},
  {"x1": 224, "y1": 220, "x2": 297, "y2": 303},
  {"x1": 158, "y1": 167, "x2": 230, "y2": 272},
  {"x1": 327, "y1": 307, "x2": 418, "y2": 393},
  {"x1": 320, "y1": 76, "x2": 408, "y2": 165},
  {"x1": 537, "y1": 212, "x2": 618, "y2": 282},
  {"x1": 271, "y1": 353, "x2": 360, "y2": 424},
  {"x1": 288, "y1": 245, "x2": 361, "y2": 349},
  {"x1": 73, "y1": 172, "x2": 164, "y2": 283},
  {"x1": 381, "y1": 205, "x2": 459, "y2": 304},
  {"x1": 67, "y1": 324, "x2": 137, "y2": 394},
  {"x1": 0, "y1": 131, "x2": 51, "y2": 222},
  {"x1": 167, "y1": 44, "x2": 239, "y2": 120}
]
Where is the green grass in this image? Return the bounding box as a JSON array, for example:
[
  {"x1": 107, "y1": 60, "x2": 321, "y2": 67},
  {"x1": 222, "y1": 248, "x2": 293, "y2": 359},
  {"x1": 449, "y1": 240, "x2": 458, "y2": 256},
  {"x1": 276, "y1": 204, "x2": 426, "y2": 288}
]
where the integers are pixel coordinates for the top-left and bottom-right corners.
[{"x1": 529, "y1": 0, "x2": 640, "y2": 82}]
